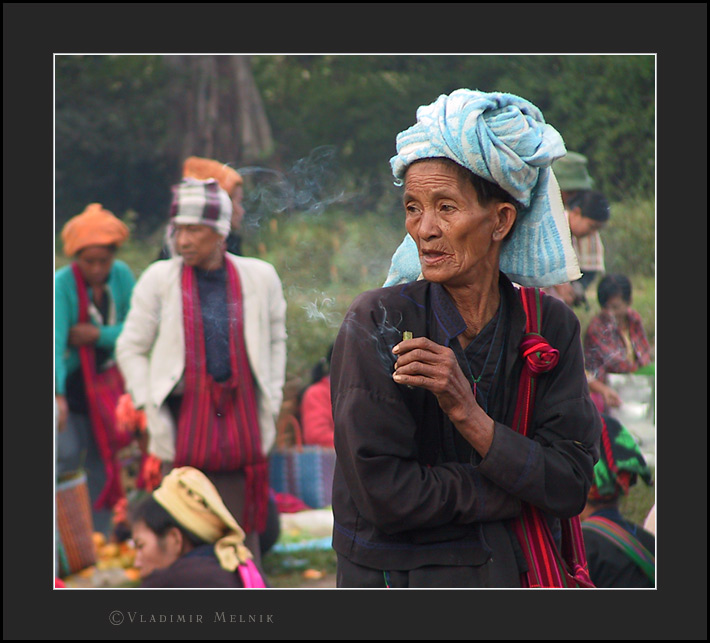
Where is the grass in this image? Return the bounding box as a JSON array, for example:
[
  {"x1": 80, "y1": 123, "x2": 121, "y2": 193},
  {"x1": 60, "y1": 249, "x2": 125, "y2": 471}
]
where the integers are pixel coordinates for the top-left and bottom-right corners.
[
  {"x1": 262, "y1": 548, "x2": 337, "y2": 588},
  {"x1": 619, "y1": 472, "x2": 656, "y2": 526}
]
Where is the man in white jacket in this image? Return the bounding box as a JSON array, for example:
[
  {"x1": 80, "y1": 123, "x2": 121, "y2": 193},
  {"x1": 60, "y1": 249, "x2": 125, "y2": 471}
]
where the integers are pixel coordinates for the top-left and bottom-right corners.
[{"x1": 116, "y1": 178, "x2": 286, "y2": 560}]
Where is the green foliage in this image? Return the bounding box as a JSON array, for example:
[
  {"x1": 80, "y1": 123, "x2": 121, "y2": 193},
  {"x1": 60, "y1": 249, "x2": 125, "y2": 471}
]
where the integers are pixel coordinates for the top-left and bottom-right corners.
[
  {"x1": 242, "y1": 206, "x2": 405, "y2": 383},
  {"x1": 55, "y1": 55, "x2": 177, "y2": 232},
  {"x1": 252, "y1": 55, "x2": 655, "y2": 207},
  {"x1": 602, "y1": 198, "x2": 656, "y2": 278},
  {"x1": 55, "y1": 55, "x2": 655, "y2": 233}
]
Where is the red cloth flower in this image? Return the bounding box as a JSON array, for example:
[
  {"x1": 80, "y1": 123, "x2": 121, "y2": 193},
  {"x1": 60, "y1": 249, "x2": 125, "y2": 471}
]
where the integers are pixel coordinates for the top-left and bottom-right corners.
[{"x1": 519, "y1": 333, "x2": 560, "y2": 375}]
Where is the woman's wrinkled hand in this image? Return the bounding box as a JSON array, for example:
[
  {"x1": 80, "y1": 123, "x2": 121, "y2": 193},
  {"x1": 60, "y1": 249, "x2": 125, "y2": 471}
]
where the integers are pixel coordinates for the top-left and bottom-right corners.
[
  {"x1": 68, "y1": 322, "x2": 100, "y2": 347},
  {"x1": 392, "y1": 336, "x2": 495, "y2": 456},
  {"x1": 392, "y1": 336, "x2": 477, "y2": 423}
]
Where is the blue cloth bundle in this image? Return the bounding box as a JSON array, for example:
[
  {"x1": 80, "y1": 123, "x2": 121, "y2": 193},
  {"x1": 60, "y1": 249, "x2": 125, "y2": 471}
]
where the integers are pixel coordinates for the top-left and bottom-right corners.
[{"x1": 385, "y1": 89, "x2": 580, "y2": 288}]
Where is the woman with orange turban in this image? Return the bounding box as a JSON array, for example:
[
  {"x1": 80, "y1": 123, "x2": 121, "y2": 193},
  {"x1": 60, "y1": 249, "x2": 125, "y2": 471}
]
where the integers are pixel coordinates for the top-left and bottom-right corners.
[{"x1": 55, "y1": 203, "x2": 135, "y2": 534}]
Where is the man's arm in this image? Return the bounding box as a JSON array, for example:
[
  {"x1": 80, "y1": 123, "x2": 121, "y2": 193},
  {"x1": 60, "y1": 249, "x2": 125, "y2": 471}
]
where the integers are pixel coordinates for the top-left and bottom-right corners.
[
  {"x1": 115, "y1": 264, "x2": 162, "y2": 410},
  {"x1": 266, "y1": 263, "x2": 287, "y2": 416}
]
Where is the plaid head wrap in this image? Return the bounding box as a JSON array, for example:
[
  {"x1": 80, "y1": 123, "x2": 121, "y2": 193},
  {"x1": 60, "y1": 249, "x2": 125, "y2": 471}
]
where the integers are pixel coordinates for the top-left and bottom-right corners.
[
  {"x1": 385, "y1": 89, "x2": 581, "y2": 288},
  {"x1": 589, "y1": 415, "x2": 653, "y2": 502},
  {"x1": 183, "y1": 156, "x2": 243, "y2": 196},
  {"x1": 169, "y1": 178, "x2": 233, "y2": 238},
  {"x1": 61, "y1": 203, "x2": 129, "y2": 257},
  {"x1": 153, "y1": 466, "x2": 254, "y2": 572}
]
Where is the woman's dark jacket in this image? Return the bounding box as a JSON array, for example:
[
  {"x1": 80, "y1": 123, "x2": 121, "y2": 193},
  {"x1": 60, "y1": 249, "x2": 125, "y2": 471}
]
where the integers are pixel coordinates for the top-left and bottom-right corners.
[
  {"x1": 330, "y1": 274, "x2": 601, "y2": 571},
  {"x1": 140, "y1": 545, "x2": 244, "y2": 588}
]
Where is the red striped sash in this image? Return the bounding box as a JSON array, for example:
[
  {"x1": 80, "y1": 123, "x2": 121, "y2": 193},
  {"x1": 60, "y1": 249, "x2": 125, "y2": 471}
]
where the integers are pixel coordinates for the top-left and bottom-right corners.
[
  {"x1": 510, "y1": 287, "x2": 595, "y2": 588},
  {"x1": 71, "y1": 263, "x2": 131, "y2": 510},
  {"x1": 175, "y1": 260, "x2": 267, "y2": 533}
]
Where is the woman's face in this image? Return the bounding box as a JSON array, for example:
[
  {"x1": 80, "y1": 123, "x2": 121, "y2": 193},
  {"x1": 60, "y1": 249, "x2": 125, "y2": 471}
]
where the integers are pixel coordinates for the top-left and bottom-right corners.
[
  {"x1": 568, "y1": 208, "x2": 605, "y2": 239},
  {"x1": 604, "y1": 294, "x2": 630, "y2": 326},
  {"x1": 74, "y1": 245, "x2": 115, "y2": 288},
  {"x1": 403, "y1": 160, "x2": 514, "y2": 287},
  {"x1": 174, "y1": 223, "x2": 224, "y2": 270},
  {"x1": 131, "y1": 521, "x2": 181, "y2": 578}
]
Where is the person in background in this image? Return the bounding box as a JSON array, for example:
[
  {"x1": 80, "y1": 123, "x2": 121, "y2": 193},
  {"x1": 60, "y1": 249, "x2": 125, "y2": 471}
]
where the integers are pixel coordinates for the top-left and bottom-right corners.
[
  {"x1": 300, "y1": 344, "x2": 335, "y2": 448},
  {"x1": 584, "y1": 273, "x2": 652, "y2": 411},
  {"x1": 55, "y1": 203, "x2": 135, "y2": 534},
  {"x1": 159, "y1": 156, "x2": 246, "y2": 258},
  {"x1": 130, "y1": 466, "x2": 266, "y2": 588},
  {"x1": 553, "y1": 151, "x2": 606, "y2": 291},
  {"x1": 580, "y1": 415, "x2": 655, "y2": 588},
  {"x1": 116, "y1": 178, "x2": 287, "y2": 565},
  {"x1": 546, "y1": 188, "x2": 611, "y2": 308}
]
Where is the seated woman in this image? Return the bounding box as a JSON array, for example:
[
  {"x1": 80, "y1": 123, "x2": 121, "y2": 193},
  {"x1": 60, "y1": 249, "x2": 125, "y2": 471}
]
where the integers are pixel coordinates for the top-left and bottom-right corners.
[
  {"x1": 130, "y1": 466, "x2": 266, "y2": 588},
  {"x1": 300, "y1": 344, "x2": 335, "y2": 448},
  {"x1": 584, "y1": 274, "x2": 652, "y2": 411}
]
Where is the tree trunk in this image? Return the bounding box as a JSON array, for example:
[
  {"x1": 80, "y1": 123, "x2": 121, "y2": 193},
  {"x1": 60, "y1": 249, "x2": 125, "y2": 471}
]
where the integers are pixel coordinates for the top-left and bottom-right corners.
[{"x1": 166, "y1": 55, "x2": 274, "y2": 173}]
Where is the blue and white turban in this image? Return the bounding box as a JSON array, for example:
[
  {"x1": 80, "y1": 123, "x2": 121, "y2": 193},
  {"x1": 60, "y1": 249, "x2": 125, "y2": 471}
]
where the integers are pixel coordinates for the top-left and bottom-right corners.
[{"x1": 384, "y1": 89, "x2": 581, "y2": 288}]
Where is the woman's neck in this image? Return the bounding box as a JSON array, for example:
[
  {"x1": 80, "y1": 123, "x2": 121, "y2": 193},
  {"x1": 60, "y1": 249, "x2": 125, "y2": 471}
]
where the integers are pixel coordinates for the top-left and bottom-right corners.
[{"x1": 444, "y1": 273, "x2": 501, "y2": 347}]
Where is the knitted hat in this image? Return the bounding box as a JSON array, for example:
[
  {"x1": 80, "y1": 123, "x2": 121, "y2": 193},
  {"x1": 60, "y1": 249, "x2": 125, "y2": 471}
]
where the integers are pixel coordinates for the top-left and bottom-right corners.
[
  {"x1": 61, "y1": 203, "x2": 130, "y2": 257},
  {"x1": 169, "y1": 178, "x2": 233, "y2": 238},
  {"x1": 153, "y1": 467, "x2": 254, "y2": 572},
  {"x1": 589, "y1": 415, "x2": 653, "y2": 502},
  {"x1": 183, "y1": 156, "x2": 243, "y2": 196},
  {"x1": 552, "y1": 151, "x2": 594, "y2": 192}
]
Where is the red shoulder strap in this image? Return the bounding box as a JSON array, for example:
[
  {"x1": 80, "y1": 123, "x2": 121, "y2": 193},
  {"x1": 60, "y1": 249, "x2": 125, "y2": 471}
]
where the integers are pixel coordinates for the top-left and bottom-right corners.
[{"x1": 511, "y1": 287, "x2": 594, "y2": 588}]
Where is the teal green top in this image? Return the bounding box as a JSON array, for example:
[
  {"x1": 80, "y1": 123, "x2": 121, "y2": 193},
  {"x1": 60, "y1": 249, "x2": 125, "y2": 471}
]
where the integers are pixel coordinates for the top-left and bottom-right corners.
[{"x1": 55, "y1": 259, "x2": 136, "y2": 395}]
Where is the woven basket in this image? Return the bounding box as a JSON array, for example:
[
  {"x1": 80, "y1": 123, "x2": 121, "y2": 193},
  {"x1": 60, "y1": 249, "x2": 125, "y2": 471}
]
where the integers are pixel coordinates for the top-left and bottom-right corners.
[
  {"x1": 269, "y1": 414, "x2": 336, "y2": 509},
  {"x1": 56, "y1": 472, "x2": 96, "y2": 576}
]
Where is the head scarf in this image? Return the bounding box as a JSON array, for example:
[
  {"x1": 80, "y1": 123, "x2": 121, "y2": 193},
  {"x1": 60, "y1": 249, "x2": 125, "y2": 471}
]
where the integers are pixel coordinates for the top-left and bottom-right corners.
[
  {"x1": 153, "y1": 466, "x2": 254, "y2": 572},
  {"x1": 589, "y1": 415, "x2": 653, "y2": 503},
  {"x1": 385, "y1": 89, "x2": 581, "y2": 288},
  {"x1": 169, "y1": 178, "x2": 233, "y2": 238},
  {"x1": 183, "y1": 156, "x2": 243, "y2": 196},
  {"x1": 61, "y1": 203, "x2": 129, "y2": 257}
]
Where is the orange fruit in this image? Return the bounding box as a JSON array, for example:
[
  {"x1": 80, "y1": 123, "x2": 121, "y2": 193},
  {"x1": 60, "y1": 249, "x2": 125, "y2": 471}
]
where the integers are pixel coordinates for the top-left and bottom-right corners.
[
  {"x1": 99, "y1": 543, "x2": 121, "y2": 558},
  {"x1": 124, "y1": 568, "x2": 141, "y2": 582}
]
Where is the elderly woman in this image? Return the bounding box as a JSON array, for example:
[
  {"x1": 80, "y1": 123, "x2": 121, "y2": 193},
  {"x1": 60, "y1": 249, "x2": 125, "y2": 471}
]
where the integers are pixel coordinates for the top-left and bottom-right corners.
[
  {"x1": 116, "y1": 178, "x2": 287, "y2": 563},
  {"x1": 55, "y1": 203, "x2": 135, "y2": 533},
  {"x1": 130, "y1": 466, "x2": 266, "y2": 588},
  {"x1": 331, "y1": 89, "x2": 601, "y2": 588}
]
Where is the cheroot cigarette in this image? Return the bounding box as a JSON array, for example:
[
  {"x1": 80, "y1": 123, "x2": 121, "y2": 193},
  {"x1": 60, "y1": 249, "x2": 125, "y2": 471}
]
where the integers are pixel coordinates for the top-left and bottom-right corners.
[{"x1": 403, "y1": 331, "x2": 413, "y2": 341}]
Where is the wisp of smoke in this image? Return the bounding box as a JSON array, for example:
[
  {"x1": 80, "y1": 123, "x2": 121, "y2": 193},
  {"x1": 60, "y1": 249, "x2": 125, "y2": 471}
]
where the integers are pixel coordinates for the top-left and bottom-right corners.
[
  {"x1": 340, "y1": 299, "x2": 405, "y2": 376},
  {"x1": 301, "y1": 293, "x2": 341, "y2": 328},
  {"x1": 238, "y1": 146, "x2": 350, "y2": 229}
]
